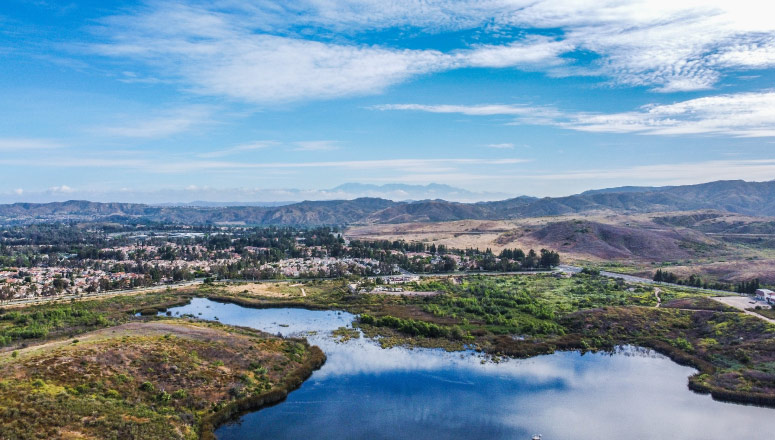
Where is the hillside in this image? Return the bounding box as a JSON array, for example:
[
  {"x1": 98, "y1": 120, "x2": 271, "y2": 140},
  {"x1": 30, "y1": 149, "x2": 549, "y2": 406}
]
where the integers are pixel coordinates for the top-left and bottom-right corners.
[{"x1": 2, "y1": 180, "x2": 775, "y2": 226}]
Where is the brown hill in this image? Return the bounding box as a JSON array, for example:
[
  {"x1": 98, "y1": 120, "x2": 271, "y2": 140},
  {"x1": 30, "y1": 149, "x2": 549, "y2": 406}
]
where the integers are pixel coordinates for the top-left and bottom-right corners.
[{"x1": 523, "y1": 220, "x2": 713, "y2": 260}]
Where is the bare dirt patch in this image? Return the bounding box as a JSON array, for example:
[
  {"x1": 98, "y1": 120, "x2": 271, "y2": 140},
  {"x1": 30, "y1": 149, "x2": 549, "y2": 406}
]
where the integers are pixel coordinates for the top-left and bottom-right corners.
[
  {"x1": 366, "y1": 290, "x2": 442, "y2": 297},
  {"x1": 224, "y1": 282, "x2": 304, "y2": 298},
  {"x1": 712, "y1": 296, "x2": 775, "y2": 324}
]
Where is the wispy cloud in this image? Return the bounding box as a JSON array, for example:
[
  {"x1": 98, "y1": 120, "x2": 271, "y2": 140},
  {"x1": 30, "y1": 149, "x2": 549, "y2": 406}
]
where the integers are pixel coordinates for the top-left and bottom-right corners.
[
  {"x1": 197, "y1": 141, "x2": 277, "y2": 158},
  {"x1": 47, "y1": 185, "x2": 75, "y2": 194},
  {"x1": 293, "y1": 140, "x2": 341, "y2": 151},
  {"x1": 0, "y1": 156, "x2": 528, "y2": 173},
  {"x1": 533, "y1": 159, "x2": 775, "y2": 184},
  {"x1": 486, "y1": 143, "x2": 515, "y2": 149},
  {"x1": 374, "y1": 103, "x2": 551, "y2": 117},
  {"x1": 149, "y1": 157, "x2": 528, "y2": 173},
  {"x1": 562, "y1": 92, "x2": 775, "y2": 137},
  {"x1": 84, "y1": 0, "x2": 775, "y2": 102},
  {"x1": 0, "y1": 138, "x2": 64, "y2": 151},
  {"x1": 91, "y1": 106, "x2": 214, "y2": 139},
  {"x1": 377, "y1": 91, "x2": 775, "y2": 137},
  {"x1": 90, "y1": 19, "x2": 566, "y2": 103}
]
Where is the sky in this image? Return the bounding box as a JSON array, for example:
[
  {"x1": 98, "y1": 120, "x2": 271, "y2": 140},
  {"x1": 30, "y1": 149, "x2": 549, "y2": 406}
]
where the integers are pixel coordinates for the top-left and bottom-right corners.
[{"x1": 1, "y1": 0, "x2": 775, "y2": 203}]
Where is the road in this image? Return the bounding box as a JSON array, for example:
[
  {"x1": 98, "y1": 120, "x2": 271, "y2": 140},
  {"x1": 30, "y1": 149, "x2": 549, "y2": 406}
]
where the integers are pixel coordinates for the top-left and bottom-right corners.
[
  {"x1": 712, "y1": 296, "x2": 775, "y2": 324},
  {"x1": 558, "y1": 265, "x2": 734, "y2": 295}
]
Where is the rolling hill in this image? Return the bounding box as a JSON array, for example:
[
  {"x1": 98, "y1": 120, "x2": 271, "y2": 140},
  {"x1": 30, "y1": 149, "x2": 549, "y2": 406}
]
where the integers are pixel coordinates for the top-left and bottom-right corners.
[{"x1": 1, "y1": 180, "x2": 774, "y2": 226}]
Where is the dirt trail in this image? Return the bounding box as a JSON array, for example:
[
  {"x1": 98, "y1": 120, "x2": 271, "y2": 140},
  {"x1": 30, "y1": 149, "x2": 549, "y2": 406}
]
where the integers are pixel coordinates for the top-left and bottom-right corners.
[
  {"x1": 1, "y1": 321, "x2": 229, "y2": 362},
  {"x1": 654, "y1": 288, "x2": 662, "y2": 308}
]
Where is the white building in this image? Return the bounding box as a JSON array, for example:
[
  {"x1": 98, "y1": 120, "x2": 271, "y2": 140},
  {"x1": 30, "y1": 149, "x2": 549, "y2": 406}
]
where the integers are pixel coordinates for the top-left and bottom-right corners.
[{"x1": 755, "y1": 289, "x2": 775, "y2": 304}]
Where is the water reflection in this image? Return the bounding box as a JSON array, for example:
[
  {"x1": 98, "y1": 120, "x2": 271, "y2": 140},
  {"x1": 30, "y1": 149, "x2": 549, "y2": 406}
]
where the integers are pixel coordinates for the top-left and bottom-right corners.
[{"x1": 167, "y1": 298, "x2": 775, "y2": 440}]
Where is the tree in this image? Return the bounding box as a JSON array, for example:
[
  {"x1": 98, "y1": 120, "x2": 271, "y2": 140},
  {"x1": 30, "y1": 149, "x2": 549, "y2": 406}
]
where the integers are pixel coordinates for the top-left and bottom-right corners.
[{"x1": 539, "y1": 249, "x2": 560, "y2": 268}]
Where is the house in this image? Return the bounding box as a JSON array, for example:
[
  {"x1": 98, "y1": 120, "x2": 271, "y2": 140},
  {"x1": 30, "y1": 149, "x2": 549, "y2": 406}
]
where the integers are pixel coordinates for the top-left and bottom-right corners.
[
  {"x1": 755, "y1": 288, "x2": 775, "y2": 304},
  {"x1": 383, "y1": 275, "x2": 419, "y2": 284}
]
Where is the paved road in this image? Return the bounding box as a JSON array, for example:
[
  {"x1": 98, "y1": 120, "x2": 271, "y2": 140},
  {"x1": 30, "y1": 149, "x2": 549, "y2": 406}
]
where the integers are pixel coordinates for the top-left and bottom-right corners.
[
  {"x1": 558, "y1": 265, "x2": 733, "y2": 295},
  {"x1": 712, "y1": 296, "x2": 775, "y2": 324}
]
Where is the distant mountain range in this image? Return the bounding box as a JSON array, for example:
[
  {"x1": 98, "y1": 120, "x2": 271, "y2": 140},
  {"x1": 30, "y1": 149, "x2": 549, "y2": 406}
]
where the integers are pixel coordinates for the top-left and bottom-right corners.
[
  {"x1": 1, "y1": 180, "x2": 774, "y2": 226},
  {"x1": 0, "y1": 183, "x2": 512, "y2": 205}
]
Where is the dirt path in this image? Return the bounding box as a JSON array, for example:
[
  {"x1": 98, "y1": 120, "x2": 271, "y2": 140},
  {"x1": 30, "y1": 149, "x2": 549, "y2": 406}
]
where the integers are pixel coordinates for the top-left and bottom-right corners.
[
  {"x1": 654, "y1": 287, "x2": 662, "y2": 308},
  {"x1": 712, "y1": 296, "x2": 775, "y2": 325},
  {"x1": 0, "y1": 321, "x2": 229, "y2": 363}
]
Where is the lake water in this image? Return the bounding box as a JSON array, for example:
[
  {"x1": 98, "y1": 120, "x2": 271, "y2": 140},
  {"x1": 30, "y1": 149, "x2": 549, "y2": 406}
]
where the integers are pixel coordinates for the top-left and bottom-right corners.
[{"x1": 166, "y1": 298, "x2": 775, "y2": 440}]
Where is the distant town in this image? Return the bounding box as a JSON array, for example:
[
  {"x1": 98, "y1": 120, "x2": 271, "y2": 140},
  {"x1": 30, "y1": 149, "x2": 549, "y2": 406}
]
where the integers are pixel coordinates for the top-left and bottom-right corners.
[{"x1": 0, "y1": 223, "x2": 560, "y2": 302}]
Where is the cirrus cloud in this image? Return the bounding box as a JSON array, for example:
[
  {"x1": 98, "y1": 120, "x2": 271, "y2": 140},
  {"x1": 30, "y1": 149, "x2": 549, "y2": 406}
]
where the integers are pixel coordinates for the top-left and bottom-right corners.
[
  {"x1": 85, "y1": 0, "x2": 775, "y2": 103},
  {"x1": 377, "y1": 91, "x2": 775, "y2": 138}
]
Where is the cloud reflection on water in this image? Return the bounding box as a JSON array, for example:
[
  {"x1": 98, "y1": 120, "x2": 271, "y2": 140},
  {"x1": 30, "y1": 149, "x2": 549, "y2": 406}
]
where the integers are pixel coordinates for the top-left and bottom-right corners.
[{"x1": 170, "y1": 298, "x2": 775, "y2": 440}]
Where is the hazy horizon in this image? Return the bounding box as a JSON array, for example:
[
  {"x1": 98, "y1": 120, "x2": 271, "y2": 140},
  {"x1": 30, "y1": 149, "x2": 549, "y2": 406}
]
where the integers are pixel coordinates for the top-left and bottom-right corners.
[{"x1": 0, "y1": 178, "x2": 772, "y2": 205}]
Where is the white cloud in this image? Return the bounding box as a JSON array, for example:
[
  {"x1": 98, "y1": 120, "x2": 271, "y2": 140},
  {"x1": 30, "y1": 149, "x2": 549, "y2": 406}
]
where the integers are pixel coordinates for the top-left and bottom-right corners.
[
  {"x1": 13, "y1": 188, "x2": 23, "y2": 195},
  {"x1": 374, "y1": 103, "x2": 549, "y2": 116},
  {"x1": 533, "y1": 159, "x2": 775, "y2": 184},
  {"x1": 0, "y1": 138, "x2": 63, "y2": 151},
  {"x1": 563, "y1": 92, "x2": 775, "y2": 137},
  {"x1": 92, "y1": 106, "x2": 214, "y2": 139},
  {"x1": 378, "y1": 91, "x2": 775, "y2": 137},
  {"x1": 293, "y1": 140, "x2": 341, "y2": 151},
  {"x1": 0, "y1": 156, "x2": 528, "y2": 174},
  {"x1": 486, "y1": 143, "x2": 515, "y2": 149},
  {"x1": 86, "y1": 0, "x2": 775, "y2": 101},
  {"x1": 197, "y1": 141, "x2": 277, "y2": 158},
  {"x1": 48, "y1": 185, "x2": 75, "y2": 194},
  {"x1": 147, "y1": 157, "x2": 528, "y2": 173},
  {"x1": 91, "y1": 23, "x2": 563, "y2": 102}
]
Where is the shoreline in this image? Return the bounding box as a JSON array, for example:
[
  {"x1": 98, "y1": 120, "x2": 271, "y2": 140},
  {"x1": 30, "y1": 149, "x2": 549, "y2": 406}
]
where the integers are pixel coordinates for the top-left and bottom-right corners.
[
  {"x1": 190, "y1": 293, "x2": 775, "y2": 410},
  {"x1": 199, "y1": 344, "x2": 327, "y2": 440}
]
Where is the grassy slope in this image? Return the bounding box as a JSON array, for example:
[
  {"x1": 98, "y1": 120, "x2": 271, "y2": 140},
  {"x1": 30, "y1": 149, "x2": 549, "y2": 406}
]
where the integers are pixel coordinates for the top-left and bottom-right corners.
[{"x1": 0, "y1": 294, "x2": 325, "y2": 440}]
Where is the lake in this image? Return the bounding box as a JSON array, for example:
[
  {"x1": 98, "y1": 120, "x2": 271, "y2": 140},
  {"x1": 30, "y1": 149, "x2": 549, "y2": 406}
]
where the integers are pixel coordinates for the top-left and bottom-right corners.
[{"x1": 166, "y1": 298, "x2": 775, "y2": 440}]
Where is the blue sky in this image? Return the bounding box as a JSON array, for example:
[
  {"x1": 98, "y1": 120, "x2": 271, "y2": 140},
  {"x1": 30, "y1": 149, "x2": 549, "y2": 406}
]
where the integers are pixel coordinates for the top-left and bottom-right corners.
[{"x1": 1, "y1": 0, "x2": 775, "y2": 203}]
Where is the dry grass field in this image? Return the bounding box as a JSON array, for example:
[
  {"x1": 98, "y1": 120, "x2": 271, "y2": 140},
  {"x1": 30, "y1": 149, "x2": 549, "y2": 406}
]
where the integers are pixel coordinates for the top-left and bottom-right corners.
[
  {"x1": 224, "y1": 282, "x2": 305, "y2": 298},
  {"x1": 346, "y1": 210, "x2": 775, "y2": 284}
]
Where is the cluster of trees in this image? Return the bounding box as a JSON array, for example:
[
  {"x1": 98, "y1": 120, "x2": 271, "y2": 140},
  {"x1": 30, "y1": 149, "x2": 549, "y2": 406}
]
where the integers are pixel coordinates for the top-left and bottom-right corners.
[
  {"x1": 347, "y1": 240, "x2": 561, "y2": 273},
  {"x1": 359, "y1": 313, "x2": 461, "y2": 339},
  {"x1": 652, "y1": 269, "x2": 750, "y2": 292},
  {"x1": 736, "y1": 279, "x2": 761, "y2": 294}
]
